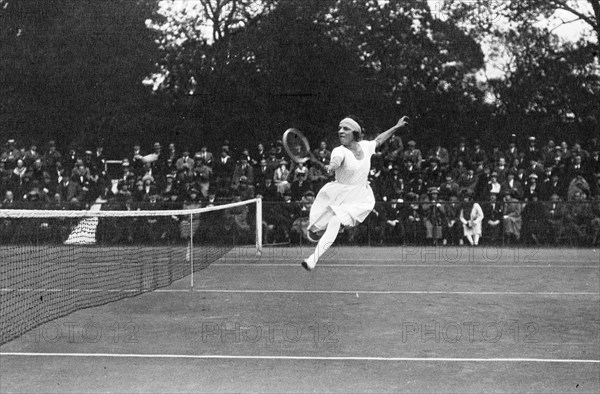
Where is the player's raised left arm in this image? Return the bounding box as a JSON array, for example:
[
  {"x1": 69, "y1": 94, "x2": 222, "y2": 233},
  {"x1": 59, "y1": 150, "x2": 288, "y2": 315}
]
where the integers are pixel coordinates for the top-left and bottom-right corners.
[{"x1": 375, "y1": 116, "x2": 409, "y2": 148}]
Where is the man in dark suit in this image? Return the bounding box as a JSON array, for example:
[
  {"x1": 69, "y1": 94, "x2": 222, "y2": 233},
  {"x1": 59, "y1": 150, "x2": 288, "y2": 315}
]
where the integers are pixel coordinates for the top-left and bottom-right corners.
[
  {"x1": 500, "y1": 172, "x2": 524, "y2": 201},
  {"x1": 482, "y1": 191, "x2": 503, "y2": 244},
  {"x1": 213, "y1": 147, "x2": 235, "y2": 192}
]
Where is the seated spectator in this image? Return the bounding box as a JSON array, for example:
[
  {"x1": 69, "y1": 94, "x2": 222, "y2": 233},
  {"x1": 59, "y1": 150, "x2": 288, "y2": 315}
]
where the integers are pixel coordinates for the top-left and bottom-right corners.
[
  {"x1": 541, "y1": 169, "x2": 566, "y2": 201},
  {"x1": 273, "y1": 159, "x2": 290, "y2": 196},
  {"x1": 237, "y1": 176, "x2": 256, "y2": 201},
  {"x1": 290, "y1": 170, "x2": 312, "y2": 201},
  {"x1": 381, "y1": 197, "x2": 404, "y2": 244},
  {"x1": 439, "y1": 174, "x2": 460, "y2": 201},
  {"x1": 403, "y1": 140, "x2": 423, "y2": 169},
  {"x1": 500, "y1": 172, "x2": 524, "y2": 200},
  {"x1": 524, "y1": 172, "x2": 540, "y2": 199},
  {"x1": 443, "y1": 195, "x2": 462, "y2": 246},
  {"x1": 502, "y1": 192, "x2": 523, "y2": 244},
  {"x1": 458, "y1": 168, "x2": 478, "y2": 196},
  {"x1": 256, "y1": 177, "x2": 278, "y2": 201},
  {"x1": 459, "y1": 190, "x2": 484, "y2": 246},
  {"x1": 423, "y1": 187, "x2": 445, "y2": 245},
  {"x1": 402, "y1": 193, "x2": 425, "y2": 244},
  {"x1": 232, "y1": 154, "x2": 254, "y2": 190},
  {"x1": 481, "y1": 191, "x2": 503, "y2": 245},
  {"x1": 567, "y1": 171, "x2": 591, "y2": 201}
]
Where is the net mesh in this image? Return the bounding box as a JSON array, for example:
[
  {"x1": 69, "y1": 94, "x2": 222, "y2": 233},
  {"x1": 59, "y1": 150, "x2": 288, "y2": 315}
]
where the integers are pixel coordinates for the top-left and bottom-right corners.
[{"x1": 0, "y1": 198, "x2": 262, "y2": 345}]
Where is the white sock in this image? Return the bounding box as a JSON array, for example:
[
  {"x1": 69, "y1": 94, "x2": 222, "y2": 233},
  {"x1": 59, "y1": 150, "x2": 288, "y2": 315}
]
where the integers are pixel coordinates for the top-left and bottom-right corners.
[
  {"x1": 473, "y1": 234, "x2": 480, "y2": 245},
  {"x1": 305, "y1": 216, "x2": 342, "y2": 268}
]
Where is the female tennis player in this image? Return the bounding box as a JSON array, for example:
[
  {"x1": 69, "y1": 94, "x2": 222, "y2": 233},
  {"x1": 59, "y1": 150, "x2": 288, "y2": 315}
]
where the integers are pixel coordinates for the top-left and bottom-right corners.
[{"x1": 302, "y1": 115, "x2": 409, "y2": 271}]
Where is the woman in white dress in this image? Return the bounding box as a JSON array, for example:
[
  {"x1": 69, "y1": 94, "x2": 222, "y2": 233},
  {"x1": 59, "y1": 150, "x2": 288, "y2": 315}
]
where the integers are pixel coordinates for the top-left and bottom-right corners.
[
  {"x1": 459, "y1": 191, "x2": 484, "y2": 246},
  {"x1": 302, "y1": 115, "x2": 409, "y2": 271}
]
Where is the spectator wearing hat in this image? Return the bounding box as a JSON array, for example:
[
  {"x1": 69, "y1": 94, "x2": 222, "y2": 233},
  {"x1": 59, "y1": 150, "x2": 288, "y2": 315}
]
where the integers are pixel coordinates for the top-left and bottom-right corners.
[
  {"x1": 540, "y1": 170, "x2": 566, "y2": 201},
  {"x1": 524, "y1": 173, "x2": 540, "y2": 201},
  {"x1": 442, "y1": 194, "x2": 462, "y2": 246},
  {"x1": 254, "y1": 158, "x2": 272, "y2": 189},
  {"x1": 524, "y1": 136, "x2": 541, "y2": 163},
  {"x1": 482, "y1": 191, "x2": 503, "y2": 244},
  {"x1": 273, "y1": 159, "x2": 290, "y2": 196},
  {"x1": 451, "y1": 137, "x2": 471, "y2": 168},
  {"x1": 493, "y1": 157, "x2": 509, "y2": 184},
  {"x1": 502, "y1": 192, "x2": 523, "y2": 244},
  {"x1": 541, "y1": 139, "x2": 557, "y2": 167},
  {"x1": 237, "y1": 176, "x2": 256, "y2": 201},
  {"x1": 119, "y1": 159, "x2": 136, "y2": 186},
  {"x1": 504, "y1": 135, "x2": 519, "y2": 166},
  {"x1": 521, "y1": 192, "x2": 549, "y2": 245},
  {"x1": 402, "y1": 192, "x2": 425, "y2": 245},
  {"x1": 380, "y1": 196, "x2": 405, "y2": 244},
  {"x1": 313, "y1": 141, "x2": 332, "y2": 164},
  {"x1": 403, "y1": 140, "x2": 423, "y2": 169},
  {"x1": 42, "y1": 140, "x2": 62, "y2": 171},
  {"x1": 471, "y1": 139, "x2": 488, "y2": 167},
  {"x1": 567, "y1": 154, "x2": 589, "y2": 181},
  {"x1": 290, "y1": 167, "x2": 312, "y2": 202},
  {"x1": 252, "y1": 143, "x2": 267, "y2": 166},
  {"x1": 423, "y1": 187, "x2": 445, "y2": 245},
  {"x1": 213, "y1": 147, "x2": 234, "y2": 192},
  {"x1": 196, "y1": 146, "x2": 213, "y2": 167},
  {"x1": 3, "y1": 139, "x2": 22, "y2": 171},
  {"x1": 165, "y1": 142, "x2": 178, "y2": 172},
  {"x1": 21, "y1": 143, "x2": 39, "y2": 168},
  {"x1": 427, "y1": 142, "x2": 450, "y2": 169},
  {"x1": 256, "y1": 177, "x2": 278, "y2": 202},
  {"x1": 91, "y1": 146, "x2": 106, "y2": 177},
  {"x1": 439, "y1": 174, "x2": 460, "y2": 201},
  {"x1": 567, "y1": 171, "x2": 591, "y2": 201},
  {"x1": 590, "y1": 172, "x2": 600, "y2": 200},
  {"x1": 176, "y1": 149, "x2": 194, "y2": 172},
  {"x1": 56, "y1": 170, "x2": 81, "y2": 204},
  {"x1": 483, "y1": 171, "x2": 502, "y2": 199},
  {"x1": 423, "y1": 157, "x2": 444, "y2": 188},
  {"x1": 524, "y1": 158, "x2": 543, "y2": 182},
  {"x1": 130, "y1": 144, "x2": 145, "y2": 175},
  {"x1": 459, "y1": 190, "x2": 484, "y2": 246},
  {"x1": 232, "y1": 154, "x2": 254, "y2": 190},
  {"x1": 500, "y1": 171, "x2": 524, "y2": 200}
]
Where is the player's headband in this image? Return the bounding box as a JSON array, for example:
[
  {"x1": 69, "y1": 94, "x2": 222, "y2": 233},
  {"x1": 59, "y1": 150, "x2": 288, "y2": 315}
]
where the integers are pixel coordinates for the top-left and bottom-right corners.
[{"x1": 339, "y1": 118, "x2": 362, "y2": 133}]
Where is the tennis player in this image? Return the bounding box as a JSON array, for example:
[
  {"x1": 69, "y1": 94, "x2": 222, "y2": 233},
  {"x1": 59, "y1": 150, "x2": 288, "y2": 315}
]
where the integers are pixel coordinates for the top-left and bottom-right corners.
[{"x1": 302, "y1": 115, "x2": 409, "y2": 271}]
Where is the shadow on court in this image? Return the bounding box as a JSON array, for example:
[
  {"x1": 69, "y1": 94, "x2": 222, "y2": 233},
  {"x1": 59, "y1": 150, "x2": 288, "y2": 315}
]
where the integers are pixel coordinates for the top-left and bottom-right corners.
[{"x1": 1, "y1": 246, "x2": 599, "y2": 393}]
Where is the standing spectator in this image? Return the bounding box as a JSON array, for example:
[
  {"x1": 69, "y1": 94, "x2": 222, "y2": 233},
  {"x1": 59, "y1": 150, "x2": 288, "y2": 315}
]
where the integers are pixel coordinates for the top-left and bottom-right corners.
[
  {"x1": 22, "y1": 143, "x2": 40, "y2": 168},
  {"x1": 402, "y1": 193, "x2": 425, "y2": 244},
  {"x1": 165, "y1": 143, "x2": 178, "y2": 172},
  {"x1": 494, "y1": 157, "x2": 509, "y2": 183},
  {"x1": 383, "y1": 165, "x2": 405, "y2": 200},
  {"x1": 253, "y1": 143, "x2": 267, "y2": 166},
  {"x1": 176, "y1": 150, "x2": 194, "y2": 172},
  {"x1": 255, "y1": 158, "x2": 272, "y2": 188},
  {"x1": 56, "y1": 171, "x2": 82, "y2": 203},
  {"x1": 546, "y1": 193, "x2": 565, "y2": 245},
  {"x1": 196, "y1": 146, "x2": 213, "y2": 167},
  {"x1": 459, "y1": 190, "x2": 484, "y2": 246},
  {"x1": 130, "y1": 143, "x2": 145, "y2": 176},
  {"x1": 91, "y1": 145, "x2": 106, "y2": 178}
]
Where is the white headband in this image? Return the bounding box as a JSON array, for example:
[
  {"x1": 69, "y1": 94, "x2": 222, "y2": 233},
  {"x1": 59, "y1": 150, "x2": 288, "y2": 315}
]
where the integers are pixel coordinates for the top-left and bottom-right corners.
[{"x1": 339, "y1": 118, "x2": 362, "y2": 133}]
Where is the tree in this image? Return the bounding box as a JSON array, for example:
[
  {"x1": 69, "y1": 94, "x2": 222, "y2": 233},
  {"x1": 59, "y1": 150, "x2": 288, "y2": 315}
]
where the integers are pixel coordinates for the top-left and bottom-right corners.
[{"x1": 0, "y1": 0, "x2": 164, "y2": 155}]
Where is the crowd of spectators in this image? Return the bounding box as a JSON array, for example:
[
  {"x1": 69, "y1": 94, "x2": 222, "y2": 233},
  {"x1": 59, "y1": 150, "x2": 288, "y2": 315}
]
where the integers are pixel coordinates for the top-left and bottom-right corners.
[{"x1": 1, "y1": 133, "x2": 600, "y2": 246}]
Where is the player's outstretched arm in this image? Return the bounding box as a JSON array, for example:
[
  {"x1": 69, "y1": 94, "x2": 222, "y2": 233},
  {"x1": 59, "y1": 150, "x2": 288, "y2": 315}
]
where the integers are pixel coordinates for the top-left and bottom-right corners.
[{"x1": 375, "y1": 116, "x2": 409, "y2": 148}]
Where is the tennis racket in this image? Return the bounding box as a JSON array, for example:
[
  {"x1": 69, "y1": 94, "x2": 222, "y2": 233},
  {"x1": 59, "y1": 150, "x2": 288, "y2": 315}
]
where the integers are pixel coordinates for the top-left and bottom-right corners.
[{"x1": 282, "y1": 128, "x2": 311, "y2": 164}]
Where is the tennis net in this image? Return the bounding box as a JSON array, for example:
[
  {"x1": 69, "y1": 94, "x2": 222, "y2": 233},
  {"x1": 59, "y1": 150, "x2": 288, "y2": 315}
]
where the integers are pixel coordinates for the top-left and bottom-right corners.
[{"x1": 0, "y1": 197, "x2": 262, "y2": 345}]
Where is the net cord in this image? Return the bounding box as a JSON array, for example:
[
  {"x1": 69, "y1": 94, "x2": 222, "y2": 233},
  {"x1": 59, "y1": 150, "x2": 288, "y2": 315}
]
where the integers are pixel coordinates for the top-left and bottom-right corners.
[{"x1": 0, "y1": 198, "x2": 262, "y2": 218}]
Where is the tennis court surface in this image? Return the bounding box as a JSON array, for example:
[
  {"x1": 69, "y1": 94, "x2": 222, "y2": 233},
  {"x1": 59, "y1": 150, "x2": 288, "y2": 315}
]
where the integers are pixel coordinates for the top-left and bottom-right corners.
[{"x1": 1, "y1": 246, "x2": 599, "y2": 393}]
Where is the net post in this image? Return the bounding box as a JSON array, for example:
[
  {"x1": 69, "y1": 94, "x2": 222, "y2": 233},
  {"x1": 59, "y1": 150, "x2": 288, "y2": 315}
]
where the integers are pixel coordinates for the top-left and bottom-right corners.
[
  {"x1": 189, "y1": 212, "x2": 194, "y2": 291},
  {"x1": 256, "y1": 197, "x2": 263, "y2": 257}
]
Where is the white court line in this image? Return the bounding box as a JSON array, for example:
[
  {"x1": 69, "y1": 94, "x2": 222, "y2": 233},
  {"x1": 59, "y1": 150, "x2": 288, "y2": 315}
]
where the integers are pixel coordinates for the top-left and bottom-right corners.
[
  {"x1": 213, "y1": 263, "x2": 600, "y2": 268},
  {"x1": 1, "y1": 352, "x2": 598, "y2": 363},
  {"x1": 2, "y1": 288, "x2": 597, "y2": 296},
  {"x1": 155, "y1": 289, "x2": 599, "y2": 296}
]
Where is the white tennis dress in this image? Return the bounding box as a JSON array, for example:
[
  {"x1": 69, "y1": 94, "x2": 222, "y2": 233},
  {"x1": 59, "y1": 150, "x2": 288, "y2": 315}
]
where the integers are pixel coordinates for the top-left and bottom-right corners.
[{"x1": 308, "y1": 140, "x2": 376, "y2": 231}]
